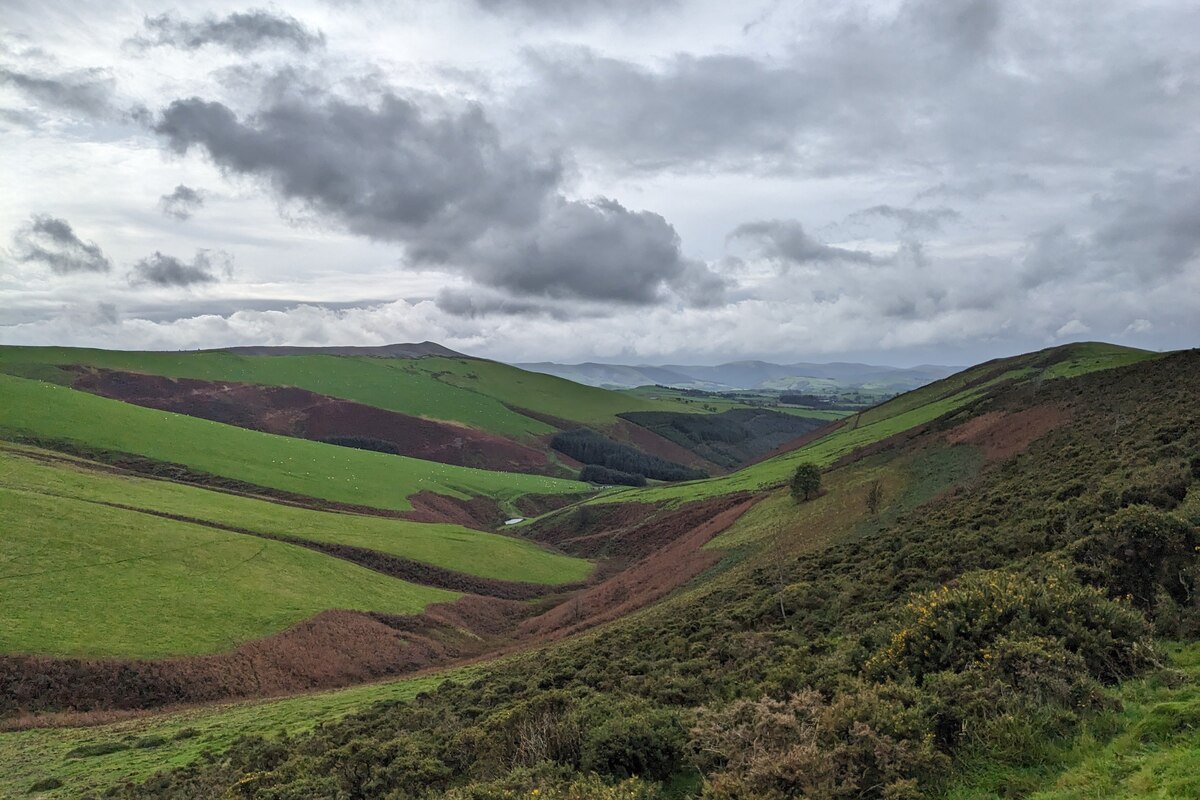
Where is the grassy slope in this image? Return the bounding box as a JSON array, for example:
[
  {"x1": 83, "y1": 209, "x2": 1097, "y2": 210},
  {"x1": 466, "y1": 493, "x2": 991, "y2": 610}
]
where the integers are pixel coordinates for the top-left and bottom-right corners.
[
  {"x1": 0, "y1": 374, "x2": 588, "y2": 512},
  {"x1": 0, "y1": 671, "x2": 468, "y2": 800},
  {"x1": 596, "y1": 342, "x2": 1160, "y2": 505},
  {"x1": 0, "y1": 445, "x2": 592, "y2": 586},
  {"x1": 0, "y1": 488, "x2": 457, "y2": 658},
  {"x1": 600, "y1": 388, "x2": 981, "y2": 504},
  {"x1": 0, "y1": 347, "x2": 686, "y2": 437}
]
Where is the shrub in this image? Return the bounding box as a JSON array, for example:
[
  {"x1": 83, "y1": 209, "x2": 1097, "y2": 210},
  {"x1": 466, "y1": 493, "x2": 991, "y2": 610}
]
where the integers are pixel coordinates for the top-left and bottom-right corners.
[
  {"x1": 863, "y1": 567, "x2": 1155, "y2": 684},
  {"x1": 691, "y1": 683, "x2": 947, "y2": 800},
  {"x1": 65, "y1": 740, "x2": 128, "y2": 758},
  {"x1": 1073, "y1": 504, "x2": 1199, "y2": 610},
  {"x1": 28, "y1": 777, "x2": 63, "y2": 792},
  {"x1": 578, "y1": 702, "x2": 684, "y2": 780}
]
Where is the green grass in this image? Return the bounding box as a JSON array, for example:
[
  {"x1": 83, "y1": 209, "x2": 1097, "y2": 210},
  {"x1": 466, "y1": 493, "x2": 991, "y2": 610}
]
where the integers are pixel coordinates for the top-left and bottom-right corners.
[
  {"x1": 0, "y1": 373, "x2": 589, "y2": 512},
  {"x1": 1040, "y1": 341, "x2": 1159, "y2": 380},
  {"x1": 942, "y1": 643, "x2": 1200, "y2": 800},
  {"x1": 0, "y1": 347, "x2": 685, "y2": 438},
  {"x1": 411, "y1": 356, "x2": 680, "y2": 424},
  {"x1": 0, "y1": 487, "x2": 457, "y2": 658},
  {"x1": 0, "y1": 671, "x2": 469, "y2": 799},
  {"x1": 600, "y1": 387, "x2": 983, "y2": 504},
  {"x1": 0, "y1": 445, "x2": 593, "y2": 586},
  {"x1": 771, "y1": 406, "x2": 853, "y2": 421}
]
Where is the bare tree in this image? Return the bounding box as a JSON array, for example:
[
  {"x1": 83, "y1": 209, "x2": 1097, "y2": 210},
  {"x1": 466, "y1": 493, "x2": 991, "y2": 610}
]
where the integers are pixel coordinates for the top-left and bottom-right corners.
[{"x1": 865, "y1": 479, "x2": 884, "y2": 516}]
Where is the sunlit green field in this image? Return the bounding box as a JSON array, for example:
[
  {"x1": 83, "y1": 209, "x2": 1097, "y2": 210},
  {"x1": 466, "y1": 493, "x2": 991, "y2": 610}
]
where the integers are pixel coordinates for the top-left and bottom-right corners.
[
  {"x1": 0, "y1": 346, "x2": 685, "y2": 438},
  {"x1": 0, "y1": 374, "x2": 589, "y2": 512},
  {"x1": 0, "y1": 445, "x2": 593, "y2": 586},
  {"x1": 0, "y1": 486, "x2": 458, "y2": 658}
]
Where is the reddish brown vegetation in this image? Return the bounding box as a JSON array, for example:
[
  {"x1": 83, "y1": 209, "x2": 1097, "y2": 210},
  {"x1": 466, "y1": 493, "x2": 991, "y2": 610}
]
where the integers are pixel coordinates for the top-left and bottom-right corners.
[
  {"x1": 944, "y1": 406, "x2": 1070, "y2": 462},
  {"x1": 0, "y1": 598, "x2": 530, "y2": 717},
  {"x1": 71, "y1": 367, "x2": 555, "y2": 474},
  {"x1": 518, "y1": 497, "x2": 760, "y2": 640},
  {"x1": 607, "y1": 419, "x2": 724, "y2": 474},
  {"x1": 521, "y1": 493, "x2": 755, "y2": 561}
]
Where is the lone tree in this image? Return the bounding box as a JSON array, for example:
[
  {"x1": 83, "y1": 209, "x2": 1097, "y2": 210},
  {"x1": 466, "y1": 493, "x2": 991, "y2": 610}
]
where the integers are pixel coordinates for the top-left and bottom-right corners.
[{"x1": 791, "y1": 462, "x2": 821, "y2": 503}]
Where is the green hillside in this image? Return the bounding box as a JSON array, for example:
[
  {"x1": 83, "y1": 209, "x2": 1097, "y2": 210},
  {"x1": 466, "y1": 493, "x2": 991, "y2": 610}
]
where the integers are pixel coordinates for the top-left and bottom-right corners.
[
  {"x1": 0, "y1": 346, "x2": 688, "y2": 438},
  {"x1": 45, "y1": 344, "x2": 1192, "y2": 800},
  {"x1": 2, "y1": 342, "x2": 1193, "y2": 800},
  {"x1": 601, "y1": 342, "x2": 1158, "y2": 505},
  {"x1": 0, "y1": 445, "x2": 592, "y2": 586},
  {"x1": 0, "y1": 487, "x2": 457, "y2": 658},
  {"x1": 0, "y1": 373, "x2": 589, "y2": 512}
]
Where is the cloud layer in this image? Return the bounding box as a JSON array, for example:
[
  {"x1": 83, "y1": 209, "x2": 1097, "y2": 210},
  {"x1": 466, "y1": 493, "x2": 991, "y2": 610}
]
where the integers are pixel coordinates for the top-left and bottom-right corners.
[{"x1": 1, "y1": 0, "x2": 1197, "y2": 364}]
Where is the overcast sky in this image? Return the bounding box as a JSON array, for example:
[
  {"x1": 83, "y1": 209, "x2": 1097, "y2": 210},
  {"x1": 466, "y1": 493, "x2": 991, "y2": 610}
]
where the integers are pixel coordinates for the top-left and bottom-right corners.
[{"x1": 1, "y1": 0, "x2": 1197, "y2": 366}]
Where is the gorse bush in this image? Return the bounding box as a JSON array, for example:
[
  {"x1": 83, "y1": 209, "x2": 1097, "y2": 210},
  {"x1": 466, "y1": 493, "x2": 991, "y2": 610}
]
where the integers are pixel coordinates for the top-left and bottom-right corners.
[
  {"x1": 1072, "y1": 504, "x2": 1199, "y2": 611},
  {"x1": 863, "y1": 567, "x2": 1155, "y2": 684},
  {"x1": 692, "y1": 684, "x2": 947, "y2": 800}
]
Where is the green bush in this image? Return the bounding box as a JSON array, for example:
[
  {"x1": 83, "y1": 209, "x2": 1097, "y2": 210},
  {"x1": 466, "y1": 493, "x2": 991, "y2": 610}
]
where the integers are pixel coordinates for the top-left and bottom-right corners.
[
  {"x1": 1073, "y1": 504, "x2": 1199, "y2": 610},
  {"x1": 578, "y1": 701, "x2": 684, "y2": 781}
]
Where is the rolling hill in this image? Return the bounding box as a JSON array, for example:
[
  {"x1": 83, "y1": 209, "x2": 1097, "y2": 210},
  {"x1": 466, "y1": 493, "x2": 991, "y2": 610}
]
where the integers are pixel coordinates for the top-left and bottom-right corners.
[
  {"x1": 516, "y1": 357, "x2": 958, "y2": 393},
  {"x1": 0, "y1": 340, "x2": 1195, "y2": 800}
]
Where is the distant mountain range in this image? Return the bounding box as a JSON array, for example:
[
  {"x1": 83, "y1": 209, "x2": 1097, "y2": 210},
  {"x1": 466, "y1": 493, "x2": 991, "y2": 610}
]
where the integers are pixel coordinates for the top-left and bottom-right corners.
[{"x1": 513, "y1": 359, "x2": 960, "y2": 394}]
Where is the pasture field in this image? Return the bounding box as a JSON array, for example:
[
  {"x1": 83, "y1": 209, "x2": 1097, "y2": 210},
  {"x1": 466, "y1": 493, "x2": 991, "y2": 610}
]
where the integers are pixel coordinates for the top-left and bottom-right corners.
[
  {"x1": 0, "y1": 374, "x2": 590, "y2": 512},
  {"x1": 620, "y1": 385, "x2": 855, "y2": 420},
  {"x1": 0, "y1": 347, "x2": 686, "y2": 437},
  {"x1": 0, "y1": 445, "x2": 593, "y2": 586},
  {"x1": 0, "y1": 670, "x2": 468, "y2": 799},
  {"x1": 0, "y1": 487, "x2": 457, "y2": 658}
]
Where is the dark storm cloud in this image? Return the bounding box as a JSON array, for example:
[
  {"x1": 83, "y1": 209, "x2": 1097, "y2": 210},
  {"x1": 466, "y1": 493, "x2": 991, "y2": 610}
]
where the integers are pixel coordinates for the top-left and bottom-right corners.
[
  {"x1": 129, "y1": 250, "x2": 230, "y2": 287},
  {"x1": 0, "y1": 66, "x2": 116, "y2": 117},
  {"x1": 153, "y1": 86, "x2": 722, "y2": 304},
  {"x1": 11, "y1": 214, "x2": 112, "y2": 274},
  {"x1": 729, "y1": 220, "x2": 875, "y2": 266},
  {"x1": 849, "y1": 205, "x2": 962, "y2": 233},
  {"x1": 159, "y1": 185, "x2": 205, "y2": 220},
  {"x1": 435, "y1": 287, "x2": 572, "y2": 320},
  {"x1": 132, "y1": 10, "x2": 324, "y2": 53}
]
